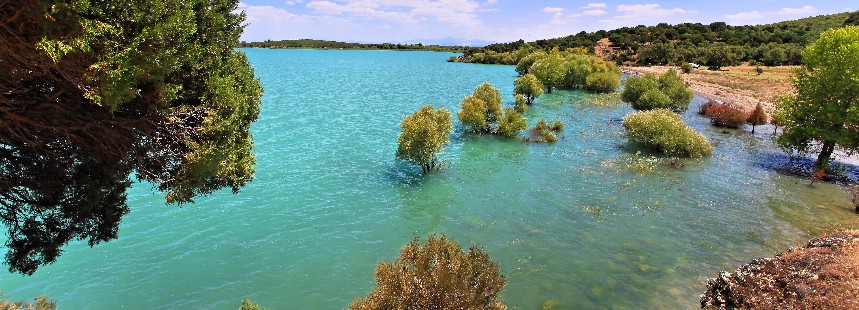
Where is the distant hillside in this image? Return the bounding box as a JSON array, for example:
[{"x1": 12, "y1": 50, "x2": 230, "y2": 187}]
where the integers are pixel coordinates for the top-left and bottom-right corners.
[
  {"x1": 461, "y1": 10, "x2": 859, "y2": 66},
  {"x1": 238, "y1": 39, "x2": 468, "y2": 52}
]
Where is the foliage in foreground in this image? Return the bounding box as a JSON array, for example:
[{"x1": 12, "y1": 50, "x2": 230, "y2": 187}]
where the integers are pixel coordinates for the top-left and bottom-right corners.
[
  {"x1": 396, "y1": 105, "x2": 453, "y2": 174},
  {"x1": 350, "y1": 235, "x2": 506, "y2": 310},
  {"x1": 623, "y1": 109, "x2": 713, "y2": 157},
  {"x1": 0, "y1": 294, "x2": 55, "y2": 310},
  {"x1": 0, "y1": 0, "x2": 262, "y2": 274},
  {"x1": 774, "y1": 26, "x2": 859, "y2": 171},
  {"x1": 622, "y1": 70, "x2": 693, "y2": 112}
]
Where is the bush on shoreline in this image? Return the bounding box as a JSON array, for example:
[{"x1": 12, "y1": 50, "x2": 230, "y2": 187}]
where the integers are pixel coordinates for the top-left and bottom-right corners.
[
  {"x1": 702, "y1": 102, "x2": 747, "y2": 128},
  {"x1": 623, "y1": 109, "x2": 712, "y2": 157},
  {"x1": 622, "y1": 70, "x2": 693, "y2": 112}
]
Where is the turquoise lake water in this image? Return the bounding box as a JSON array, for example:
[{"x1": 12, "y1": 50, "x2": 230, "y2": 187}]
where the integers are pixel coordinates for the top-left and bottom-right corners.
[{"x1": 1, "y1": 49, "x2": 858, "y2": 309}]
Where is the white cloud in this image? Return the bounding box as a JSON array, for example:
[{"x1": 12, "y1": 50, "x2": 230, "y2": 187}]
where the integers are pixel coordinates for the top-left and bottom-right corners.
[
  {"x1": 583, "y1": 9, "x2": 606, "y2": 16},
  {"x1": 584, "y1": 3, "x2": 606, "y2": 8},
  {"x1": 615, "y1": 4, "x2": 690, "y2": 18},
  {"x1": 237, "y1": 2, "x2": 248, "y2": 9},
  {"x1": 543, "y1": 7, "x2": 564, "y2": 13},
  {"x1": 777, "y1": 6, "x2": 817, "y2": 15},
  {"x1": 486, "y1": 0, "x2": 497, "y2": 4},
  {"x1": 724, "y1": 11, "x2": 764, "y2": 22}
]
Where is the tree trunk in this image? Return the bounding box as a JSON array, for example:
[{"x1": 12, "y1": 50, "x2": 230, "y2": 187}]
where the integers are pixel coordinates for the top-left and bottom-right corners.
[
  {"x1": 815, "y1": 140, "x2": 836, "y2": 171},
  {"x1": 751, "y1": 124, "x2": 755, "y2": 134}
]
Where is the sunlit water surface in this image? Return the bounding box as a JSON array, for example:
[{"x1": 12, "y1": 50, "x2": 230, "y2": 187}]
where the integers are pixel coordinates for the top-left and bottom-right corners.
[{"x1": 1, "y1": 49, "x2": 857, "y2": 309}]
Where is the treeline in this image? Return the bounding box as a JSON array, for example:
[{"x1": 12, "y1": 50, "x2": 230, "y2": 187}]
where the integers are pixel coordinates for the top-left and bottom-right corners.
[
  {"x1": 459, "y1": 10, "x2": 859, "y2": 67},
  {"x1": 239, "y1": 39, "x2": 468, "y2": 52}
]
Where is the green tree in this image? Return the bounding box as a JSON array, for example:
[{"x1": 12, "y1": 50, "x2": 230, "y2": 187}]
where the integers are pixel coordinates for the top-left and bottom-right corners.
[
  {"x1": 515, "y1": 51, "x2": 545, "y2": 76},
  {"x1": 514, "y1": 94, "x2": 528, "y2": 114},
  {"x1": 0, "y1": 0, "x2": 262, "y2": 274},
  {"x1": 704, "y1": 43, "x2": 736, "y2": 70},
  {"x1": 513, "y1": 74, "x2": 544, "y2": 104},
  {"x1": 496, "y1": 108, "x2": 527, "y2": 138},
  {"x1": 396, "y1": 105, "x2": 453, "y2": 174},
  {"x1": 775, "y1": 26, "x2": 859, "y2": 170},
  {"x1": 458, "y1": 83, "x2": 503, "y2": 133},
  {"x1": 351, "y1": 235, "x2": 506, "y2": 310},
  {"x1": 530, "y1": 50, "x2": 566, "y2": 93}
]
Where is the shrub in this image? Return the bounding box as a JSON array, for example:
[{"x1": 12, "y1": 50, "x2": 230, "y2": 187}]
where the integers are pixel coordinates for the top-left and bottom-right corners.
[
  {"x1": 747, "y1": 102, "x2": 768, "y2": 133},
  {"x1": 447, "y1": 56, "x2": 457, "y2": 62},
  {"x1": 623, "y1": 109, "x2": 713, "y2": 157},
  {"x1": 622, "y1": 70, "x2": 692, "y2": 112},
  {"x1": 755, "y1": 66, "x2": 764, "y2": 75},
  {"x1": 621, "y1": 74, "x2": 659, "y2": 104},
  {"x1": 699, "y1": 99, "x2": 719, "y2": 115},
  {"x1": 496, "y1": 108, "x2": 527, "y2": 138},
  {"x1": 350, "y1": 235, "x2": 506, "y2": 310},
  {"x1": 240, "y1": 299, "x2": 261, "y2": 310},
  {"x1": 585, "y1": 72, "x2": 621, "y2": 93},
  {"x1": 680, "y1": 63, "x2": 693, "y2": 73},
  {"x1": 636, "y1": 89, "x2": 672, "y2": 110},
  {"x1": 0, "y1": 294, "x2": 56, "y2": 310},
  {"x1": 514, "y1": 94, "x2": 527, "y2": 114},
  {"x1": 705, "y1": 104, "x2": 747, "y2": 128},
  {"x1": 525, "y1": 119, "x2": 561, "y2": 143}
]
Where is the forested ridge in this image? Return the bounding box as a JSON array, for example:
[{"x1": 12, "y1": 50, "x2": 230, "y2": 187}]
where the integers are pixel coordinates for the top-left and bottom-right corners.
[
  {"x1": 239, "y1": 39, "x2": 468, "y2": 52},
  {"x1": 460, "y1": 10, "x2": 859, "y2": 66}
]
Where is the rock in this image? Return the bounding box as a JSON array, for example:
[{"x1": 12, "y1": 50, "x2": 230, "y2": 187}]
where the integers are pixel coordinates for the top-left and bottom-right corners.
[{"x1": 701, "y1": 231, "x2": 859, "y2": 309}]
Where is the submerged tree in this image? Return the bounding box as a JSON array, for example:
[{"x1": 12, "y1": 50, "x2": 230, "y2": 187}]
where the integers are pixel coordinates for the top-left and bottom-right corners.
[
  {"x1": 513, "y1": 74, "x2": 544, "y2": 104},
  {"x1": 350, "y1": 235, "x2": 506, "y2": 310},
  {"x1": 496, "y1": 108, "x2": 527, "y2": 138},
  {"x1": 622, "y1": 70, "x2": 692, "y2": 112},
  {"x1": 530, "y1": 49, "x2": 566, "y2": 93},
  {"x1": 774, "y1": 26, "x2": 859, "y2": 171},
  {"x1": 396, "y1": 105, "x2": 453, "y2": 174},
  {"x1": 458, "y1": 83, "x2": 503, "y2": 133},
  {"x1": 0, "y1": 1, "x2": 262, "y2": 274}
]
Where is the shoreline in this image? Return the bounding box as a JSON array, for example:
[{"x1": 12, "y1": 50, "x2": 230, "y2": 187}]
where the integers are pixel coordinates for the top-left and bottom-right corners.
[{"x1": 621, "y1": 65, "x2": 793, "y2": 114}]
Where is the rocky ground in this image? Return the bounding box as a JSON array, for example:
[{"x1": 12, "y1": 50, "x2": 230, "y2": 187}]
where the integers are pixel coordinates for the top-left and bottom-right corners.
[
  {"x1": 701, "y1": 231, "x2": 859, "y2": 309},
  {"x1": 621, "y1": 65, "x2": 795, "y2": 114}
]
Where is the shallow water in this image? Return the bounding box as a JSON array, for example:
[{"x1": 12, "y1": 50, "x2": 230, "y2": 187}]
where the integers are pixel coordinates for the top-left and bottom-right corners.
[{"x1": 1, "y1": 49, "x2": 857, "y2": 309}]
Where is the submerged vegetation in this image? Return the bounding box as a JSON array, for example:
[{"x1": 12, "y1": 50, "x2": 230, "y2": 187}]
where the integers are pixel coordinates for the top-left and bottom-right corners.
[
  {"x1": 623, "y1": 109, "x2": 712, "y2": 157},
  {"x1": 350, "y1": 235, "x2": 506, "y2": 310},
  {"x1": 396, "y1": 105, "x2": 453, "y2": 174}
]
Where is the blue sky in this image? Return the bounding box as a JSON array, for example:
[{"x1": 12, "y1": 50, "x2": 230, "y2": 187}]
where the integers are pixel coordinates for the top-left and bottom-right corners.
[{"x1": 236, "y1": 1, "x2": 855, "y2": 44}]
